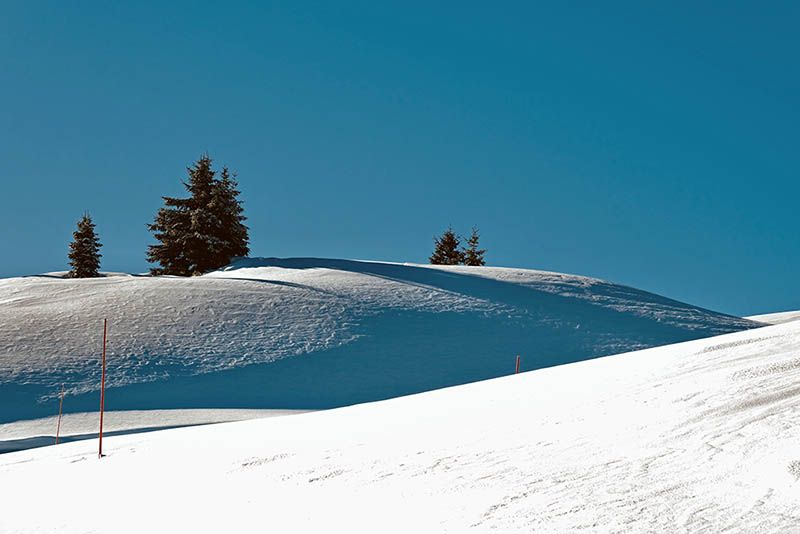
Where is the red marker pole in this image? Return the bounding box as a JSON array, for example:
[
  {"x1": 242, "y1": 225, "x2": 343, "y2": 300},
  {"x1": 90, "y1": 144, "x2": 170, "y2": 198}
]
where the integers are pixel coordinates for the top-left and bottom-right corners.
[
  {"x1": 98, "y1": 319, "x2": 107, "y2": 458},
  {"x1": 515, "y1": 354, "x2": 521, "y2": 374},
  {"x1": 55, "y1": 384, "x2": 65, "y2": 445}
]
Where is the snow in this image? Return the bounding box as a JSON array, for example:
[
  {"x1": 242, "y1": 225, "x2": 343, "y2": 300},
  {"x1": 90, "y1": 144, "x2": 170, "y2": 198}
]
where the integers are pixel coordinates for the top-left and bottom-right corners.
[
  {"x1": 746, "y1": 310, "x2": 800, "y2": 325},
  {"x1": 0, "y1": 409, "x2": 308, "y2": 454},
  {"x1": 0, "y1": 258, "x2": 758, "y2": 423},
  {"x1": 2, "y1": 318, "x2": 799, "y2": 532}
]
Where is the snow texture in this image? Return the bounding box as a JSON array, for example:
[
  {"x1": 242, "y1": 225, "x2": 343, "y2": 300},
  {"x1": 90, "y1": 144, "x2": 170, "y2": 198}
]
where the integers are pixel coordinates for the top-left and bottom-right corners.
[
  {"x1": 0, "y1": 258, "x2": 758, "y2": 423},
  {"x1": 0, "y1": 409, "x2": 307, "y2": 454},
  {"x1": 2, "y1": 318, "x2": 799, "y2": 532},
  {"x1": 746, "y1": 310, "x2": 800, "y2": 325}
]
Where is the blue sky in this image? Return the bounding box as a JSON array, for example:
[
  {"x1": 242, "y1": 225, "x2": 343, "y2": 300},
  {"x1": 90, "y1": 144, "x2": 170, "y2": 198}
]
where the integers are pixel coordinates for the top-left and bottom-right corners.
[{"x1": 0, "y1": 2, "x2": 797, "y2": 315}]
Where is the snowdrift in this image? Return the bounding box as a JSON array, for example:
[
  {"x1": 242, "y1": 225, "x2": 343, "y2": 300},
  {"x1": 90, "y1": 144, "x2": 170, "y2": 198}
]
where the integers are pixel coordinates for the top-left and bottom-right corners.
[
  {"x1": 0, "y1": 258, "x2": 759, "y2": 423},
  {"x1": 1, "y1": 313, "x2": 798, "y2": 532}
]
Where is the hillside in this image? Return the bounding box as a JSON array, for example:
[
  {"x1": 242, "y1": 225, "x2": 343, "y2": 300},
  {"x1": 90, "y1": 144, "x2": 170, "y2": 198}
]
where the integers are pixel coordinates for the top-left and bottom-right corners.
[
  {"x1": 1, "y1": 313, "x2": 798, "y2": 532},
  {"x1": 0, "y1": 258, "x2": 759, "y2": 423}
]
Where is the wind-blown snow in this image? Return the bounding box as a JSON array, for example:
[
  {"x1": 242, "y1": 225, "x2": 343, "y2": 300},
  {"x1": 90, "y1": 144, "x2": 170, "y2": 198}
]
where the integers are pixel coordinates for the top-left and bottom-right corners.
[
  {"x1": 0, "y1": 258, "x2": 758, "y2": 422},
  {"x1": 2, "y1": 318, "x2": 799, "y2": 533}
]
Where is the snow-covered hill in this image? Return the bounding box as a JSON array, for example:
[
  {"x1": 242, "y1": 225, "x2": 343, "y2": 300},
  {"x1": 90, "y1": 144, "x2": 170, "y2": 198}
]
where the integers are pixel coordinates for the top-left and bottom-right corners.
[
  {"x1": 2, "y1": 315, "x2": 799, "y2": 533},
  {"x1": 0, "y1": 258, "x2": 758, "y2": 423}
]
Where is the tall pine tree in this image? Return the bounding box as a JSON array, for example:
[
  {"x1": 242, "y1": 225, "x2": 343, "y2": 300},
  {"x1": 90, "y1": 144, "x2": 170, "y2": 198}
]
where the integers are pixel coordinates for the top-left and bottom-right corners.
[
  {"x1": 67, "y1": 214, "x2": 102, "y2": 278},
  {"x1": 147, "y1": 155, "x2": 249, "y2": 276},
  {"x1": 209, "y1": 166, "x2": 249, "y2": 267},
  {"x1": 430, "y1": 227, "x2": 464, "y2": 265},
  {"x1": 462, "y1": 226, "x2": 486, "y2": 266}
]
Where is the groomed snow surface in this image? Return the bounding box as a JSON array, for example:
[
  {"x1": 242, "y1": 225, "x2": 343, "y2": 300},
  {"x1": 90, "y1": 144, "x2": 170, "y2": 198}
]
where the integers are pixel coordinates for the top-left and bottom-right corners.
[{"x1": 2, "y1": 318, "x2": 800, "y2": 532}]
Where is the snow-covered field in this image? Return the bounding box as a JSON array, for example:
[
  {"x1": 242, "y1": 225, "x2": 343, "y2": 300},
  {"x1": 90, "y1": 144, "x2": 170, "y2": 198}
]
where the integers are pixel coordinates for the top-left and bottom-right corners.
[
  {"x1": 2, "y1": 316, "x2": 799, "y2": 533},
  {"x1": 0, "y1": 408, "x2": 308, "y2": 454},
  {"x1": 0, "y1": 258, "x2": 758, "y2": 423}
]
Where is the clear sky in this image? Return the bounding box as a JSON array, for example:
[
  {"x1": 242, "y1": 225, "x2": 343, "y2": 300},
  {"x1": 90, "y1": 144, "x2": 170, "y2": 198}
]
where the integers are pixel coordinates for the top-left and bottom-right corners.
[{"x1": 0, "y1": 2, "x2": 797, "y2": 316}]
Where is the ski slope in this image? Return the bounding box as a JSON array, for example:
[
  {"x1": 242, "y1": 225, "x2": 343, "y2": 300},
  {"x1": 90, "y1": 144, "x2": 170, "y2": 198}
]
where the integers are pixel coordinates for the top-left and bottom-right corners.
[
  {"x1": 2, "y1": 316, "x2": 799, "y2": 533},
  {"x1": 0, "y1": 258, "x2": 758, "y2": 423}
]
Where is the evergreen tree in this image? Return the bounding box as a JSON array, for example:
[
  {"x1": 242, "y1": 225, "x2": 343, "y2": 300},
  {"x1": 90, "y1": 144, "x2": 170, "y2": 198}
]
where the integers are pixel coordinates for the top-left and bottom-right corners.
[
  {"x1": 182, "y1": 155, "x2": 220, "y2": 274},
  {"x1": 430, "y1": 227, "x2": 464, "y2": 265},
  {"x1": 208, "y1": 166, "x2": 249, "y2": 267},
  {"x1": 147, "y1": 155, "x2": 249, "y2": 276},
  {"x1": 66, "y1": 213, "x2": 102, "y2": 278},
  {"x1": 462, "y1": 226, "x2": 486, "y2": 266},
  {"x1": 147, "y1": 195, "x2": 192, "y2": 276}
]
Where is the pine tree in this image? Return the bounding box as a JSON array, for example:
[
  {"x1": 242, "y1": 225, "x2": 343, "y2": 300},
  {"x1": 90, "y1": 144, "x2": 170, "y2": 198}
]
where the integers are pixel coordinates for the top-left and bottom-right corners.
[
  {"x1": 66, "y1": 213, "x2": 102, "y2": 278},
  {"x1": 462, "y1": 226, "x2": 486, "y2": 266},
  {"x1": 430, "y1": 227, "x2": 464, "y2": 265},
  {"x1": 183, "y1": 155, "x2": 220, "y2": 274},
  {"x1": 209, "y1": 167, "x2": 249, "y2": 267},
  {"x1": 147, "y1": 155, "x2": 250, "y2": 276},
  {"x1": 146, "y1": 158, "x2": 205, "y2": 276},
  {"x1": 147, "y1": 195, "x2": 192, "y2": 276}
]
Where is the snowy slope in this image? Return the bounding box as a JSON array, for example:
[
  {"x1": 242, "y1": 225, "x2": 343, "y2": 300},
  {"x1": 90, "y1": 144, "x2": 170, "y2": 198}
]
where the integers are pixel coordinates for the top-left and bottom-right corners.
[
  {"x1": 0, "y1": 409, "x2": 308, "y2": 454},
  {"x1": 2, "y1": 318, "x2": 799, "y2": 533},
  {"x1": 746, "y1": 310, "x2": 800, "y2": 325},
  {"x1": 0, "y1": 258, "x2": 759, "y2": 423}
]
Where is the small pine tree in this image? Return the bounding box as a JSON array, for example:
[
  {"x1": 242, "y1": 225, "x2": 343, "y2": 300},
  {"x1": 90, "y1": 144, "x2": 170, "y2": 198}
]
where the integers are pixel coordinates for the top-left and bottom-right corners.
[
  {"x1": 462, "y1": 227, "x2": 486, "y2": 266},
  {"x1": 430, "y1": 227, "x2": 464, "y2": 265},
  {"x1": 66, "y1": 214, "x2": 102, "y2": 278}
]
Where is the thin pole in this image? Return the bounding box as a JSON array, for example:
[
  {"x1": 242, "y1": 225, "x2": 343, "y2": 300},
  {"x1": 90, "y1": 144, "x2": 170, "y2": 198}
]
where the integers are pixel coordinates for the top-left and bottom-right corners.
[
  {"x1": 55, "y1": 384, "x2": 65, "y2": 445},
  {"x1": 98, "y1": 319, "x2": 107, "y2": 458},
  {"x1": 515, "y1": 354, "x2": 521, "y2": 374}
]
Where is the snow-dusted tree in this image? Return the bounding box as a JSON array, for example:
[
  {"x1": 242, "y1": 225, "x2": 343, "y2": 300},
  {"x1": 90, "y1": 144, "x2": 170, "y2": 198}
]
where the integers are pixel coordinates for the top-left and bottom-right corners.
[
  {"x1": 430, "y1": 227, "x2": 464, "y2": 265},
  {"x1": 66, "y1": 214, "x2": 102, "y2": 278},
  {"x1": 462, "y1": 227, "x2": 486, "y2": 266},
  {"x1": 147, "y1": 155, "x2": 249, "y2": 276}
]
